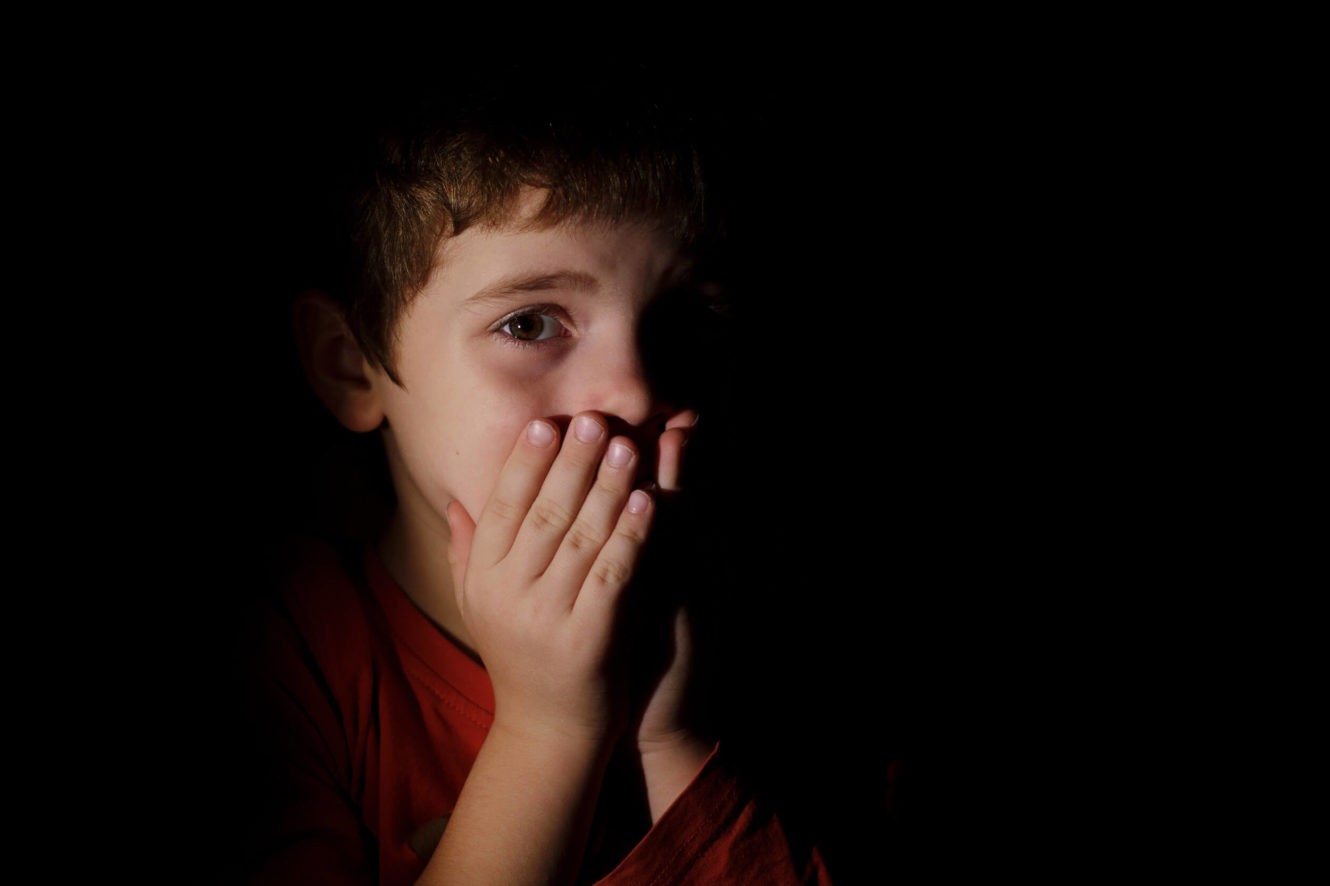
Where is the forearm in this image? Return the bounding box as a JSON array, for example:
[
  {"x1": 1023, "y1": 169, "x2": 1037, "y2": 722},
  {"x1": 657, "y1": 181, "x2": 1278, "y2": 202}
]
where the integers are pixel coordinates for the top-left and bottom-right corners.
[
  {"x1": 418, "y1": 721, "x2": 614, "y2": 886},
  {"x1": 639, "y1": 732, "x2": 713, "y2": 823}
]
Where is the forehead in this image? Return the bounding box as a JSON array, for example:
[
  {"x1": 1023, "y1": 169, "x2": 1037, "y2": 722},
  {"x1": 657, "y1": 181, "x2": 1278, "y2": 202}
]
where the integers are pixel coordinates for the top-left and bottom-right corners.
[{"x1": 428, "y1": 211, "x2": 687, "y2": 310}]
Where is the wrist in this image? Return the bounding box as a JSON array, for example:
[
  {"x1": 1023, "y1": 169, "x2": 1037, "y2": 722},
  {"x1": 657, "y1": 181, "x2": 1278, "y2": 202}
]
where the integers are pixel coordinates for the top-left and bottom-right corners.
[
  {"x1": 490, "y1": 707, "x2": 624, "y2": 752},
  {"x1": 637, "y1": 726, "x2": 707, "y2": 757},
  {"x1": 638, "y1": 731, "x2": 713, "y2": 823}
]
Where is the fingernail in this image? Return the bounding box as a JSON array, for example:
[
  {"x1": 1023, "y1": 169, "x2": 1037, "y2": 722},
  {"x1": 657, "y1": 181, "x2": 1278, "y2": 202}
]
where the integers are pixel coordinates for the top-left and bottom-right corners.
[
  {"x1": 574, "y1": 415, "x2": 604, "y2": 443},
  {"x1": 607, "y1": 441, "x2": 633, "y2": 467},
  {"x1": 527, "y1": 420, "x2": 555, "y2": 447},
  {"x1": 627, "y1": 489, "x2": 651, "y2": 514}
]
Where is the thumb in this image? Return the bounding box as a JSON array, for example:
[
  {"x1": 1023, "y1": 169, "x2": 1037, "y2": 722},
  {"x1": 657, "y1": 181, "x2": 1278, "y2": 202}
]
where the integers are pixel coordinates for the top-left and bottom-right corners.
[
  {"x1": 670, "y1": 606, "x2": 694, "y2": 673},
  {"x1": 445, "y1": 499, "x2": 477, "y2": 603}
]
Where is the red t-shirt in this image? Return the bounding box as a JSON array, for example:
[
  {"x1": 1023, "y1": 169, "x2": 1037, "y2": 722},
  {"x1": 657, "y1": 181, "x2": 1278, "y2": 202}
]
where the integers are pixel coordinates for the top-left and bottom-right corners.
[{"x1": 244, "y1": 536, "x2": 831, "y2": 884}]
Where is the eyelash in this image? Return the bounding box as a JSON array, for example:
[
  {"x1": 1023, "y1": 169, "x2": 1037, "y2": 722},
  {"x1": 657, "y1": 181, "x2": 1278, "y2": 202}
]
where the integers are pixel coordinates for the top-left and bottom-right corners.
[{"x1": 490, "y1": 303, "x2": 573, "y2": 350}]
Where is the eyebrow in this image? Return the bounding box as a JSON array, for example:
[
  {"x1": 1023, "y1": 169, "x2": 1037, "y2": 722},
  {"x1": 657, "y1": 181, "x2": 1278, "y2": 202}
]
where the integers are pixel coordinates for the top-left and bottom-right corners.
[{"x1": 462, "y1": 270, "x2": 600, "y2": 311}]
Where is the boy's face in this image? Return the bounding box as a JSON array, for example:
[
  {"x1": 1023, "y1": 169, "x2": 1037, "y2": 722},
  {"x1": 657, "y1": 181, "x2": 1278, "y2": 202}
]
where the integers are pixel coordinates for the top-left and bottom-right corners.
[{"x1": 372, "y1": 191, "x2": 698, "y2": 538}]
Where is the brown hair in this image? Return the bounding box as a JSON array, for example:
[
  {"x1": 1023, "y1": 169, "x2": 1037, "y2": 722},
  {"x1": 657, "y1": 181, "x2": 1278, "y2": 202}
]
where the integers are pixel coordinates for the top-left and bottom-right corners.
[{"x1": 338, "y1": 73, "x2": 710, "y2": 384}]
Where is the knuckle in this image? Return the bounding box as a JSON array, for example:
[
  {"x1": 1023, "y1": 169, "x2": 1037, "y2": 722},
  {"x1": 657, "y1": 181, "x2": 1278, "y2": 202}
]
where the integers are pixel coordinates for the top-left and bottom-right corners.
[
  {"x1": 614, "y1": 519, "x2": 650, "y2": 548},
  {"x1": 592, "y1": 555, "x2": 632, "y2": 589},
  {"x1": 584, "y1": 482, "x2": 625, "y2": 515},
  {"x1": 563, "y1": 521, "x2": 604, "y2": 555},
  {"x1": 527, "y1": 499, "x2": 574, "y2": 534},
  {"x1": 485, "y1": 496, "x2": 526, "y2": 525}
]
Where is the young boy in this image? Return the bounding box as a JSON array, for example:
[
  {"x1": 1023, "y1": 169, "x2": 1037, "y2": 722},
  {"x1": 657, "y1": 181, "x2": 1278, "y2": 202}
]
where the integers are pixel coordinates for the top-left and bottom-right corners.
[{"x1": 242, "y1": 70, "x2": 834, "y2": 884}]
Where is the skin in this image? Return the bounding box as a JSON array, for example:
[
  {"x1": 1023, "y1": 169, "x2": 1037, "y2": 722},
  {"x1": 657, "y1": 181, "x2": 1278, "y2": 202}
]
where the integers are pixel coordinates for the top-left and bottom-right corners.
[{"x1": 299, "y1": 189, "x2": 712, "y2": 885}]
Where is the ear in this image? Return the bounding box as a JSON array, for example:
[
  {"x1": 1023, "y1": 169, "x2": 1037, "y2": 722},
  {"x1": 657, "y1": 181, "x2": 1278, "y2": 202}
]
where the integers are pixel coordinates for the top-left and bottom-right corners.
[{"x1": 292, "y1": 290, "x2": 387, "y2": 433}]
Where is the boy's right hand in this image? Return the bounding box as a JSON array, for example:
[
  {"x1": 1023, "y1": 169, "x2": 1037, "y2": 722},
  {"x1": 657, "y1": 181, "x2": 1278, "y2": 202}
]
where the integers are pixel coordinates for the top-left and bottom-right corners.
[{"x1": 444, "y1": 411, "x2": 653, "y2": 745}]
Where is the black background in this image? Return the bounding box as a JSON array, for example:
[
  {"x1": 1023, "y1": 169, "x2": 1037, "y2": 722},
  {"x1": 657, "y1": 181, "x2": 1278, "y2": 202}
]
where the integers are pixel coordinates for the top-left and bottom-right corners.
[{"x1": 52, "y1": 31, "x2": 1076, "y2": 882}]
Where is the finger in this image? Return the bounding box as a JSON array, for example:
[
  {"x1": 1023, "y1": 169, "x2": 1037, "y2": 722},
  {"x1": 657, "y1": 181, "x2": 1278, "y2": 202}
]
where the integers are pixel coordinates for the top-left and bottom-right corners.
[
  {"x1": 655, "y1": 426, "x2": 689, "y2": 493},
  {"x1": 664, "y1": 409, "x2": 699, "y2": 432},
  {"x1": 669, "y1": 606, "x2": 693, "y2": 672},
  {"x1": 656, "y1": 410, "x2": 698, "y2": 494},
  {"x1": 572, "y1": 487, "x2": 655, "y2": 621},
  {"x1": 470, "y1": 418, "x2": 561, "y2": 569},
  {"x1": 542, "y1": 434, "x2": 641, "y2": 600},
  {"x1": 509, "y1": 412, "x2": 611, "y2": 576}
]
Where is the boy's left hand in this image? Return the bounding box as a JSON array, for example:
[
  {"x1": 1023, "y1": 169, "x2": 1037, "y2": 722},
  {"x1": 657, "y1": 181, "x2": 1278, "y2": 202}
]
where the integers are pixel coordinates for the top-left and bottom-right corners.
[
  {"x1": 634, "y1": 606, "x2": 695, "y2": 750},
  {"x1": 634, "y1": 411, "x2": 697, "y2": 743},
  {"x1": 632, "y1": 409, "x2": 714, "y2": 818}
]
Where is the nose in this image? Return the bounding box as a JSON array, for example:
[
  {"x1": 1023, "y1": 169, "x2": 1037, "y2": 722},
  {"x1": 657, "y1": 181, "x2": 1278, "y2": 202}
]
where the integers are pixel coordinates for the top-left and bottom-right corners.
[{"x1": 577, "y1": 334, "x2": 671, "y2": 432}]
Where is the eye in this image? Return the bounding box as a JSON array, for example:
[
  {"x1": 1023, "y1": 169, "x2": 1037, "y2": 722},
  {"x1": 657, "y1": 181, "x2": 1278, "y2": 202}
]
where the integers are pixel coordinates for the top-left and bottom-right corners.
[{"x1": 498, "y1": 309, "x2": 567, "y2": 343}]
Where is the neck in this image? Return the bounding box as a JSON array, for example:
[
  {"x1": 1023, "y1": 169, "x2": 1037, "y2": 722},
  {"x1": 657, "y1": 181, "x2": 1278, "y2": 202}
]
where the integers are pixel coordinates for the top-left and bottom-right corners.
[{"x1": 378, "y1": 505, "x2": 476, "y2": 655}]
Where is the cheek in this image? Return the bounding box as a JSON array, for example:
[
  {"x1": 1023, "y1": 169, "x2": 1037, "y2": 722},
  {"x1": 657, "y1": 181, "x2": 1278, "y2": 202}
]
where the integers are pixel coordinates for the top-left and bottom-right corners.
[
  {"x1": 445, "y1": 388, "x2": 552, "y2": 519},
  {"x1": 387, "y1": 355, "x2": 564, "y2": 521},
  {"x1": 452, "y1": 416, "x2": 527, "y2": 516}
]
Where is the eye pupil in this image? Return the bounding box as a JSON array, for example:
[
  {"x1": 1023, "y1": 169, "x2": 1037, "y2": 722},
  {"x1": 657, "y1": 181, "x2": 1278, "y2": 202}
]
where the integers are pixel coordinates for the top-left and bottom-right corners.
[{"x1": 510, "y1": 314, "x2": 544, "y2": 340}]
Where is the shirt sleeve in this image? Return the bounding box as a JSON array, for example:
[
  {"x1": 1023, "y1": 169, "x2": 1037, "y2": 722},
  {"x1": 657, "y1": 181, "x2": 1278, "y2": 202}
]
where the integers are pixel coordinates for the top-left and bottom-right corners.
[{"x1": 597, "y1": 744, "x2": 833, "y2": 885}]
